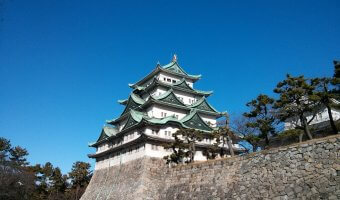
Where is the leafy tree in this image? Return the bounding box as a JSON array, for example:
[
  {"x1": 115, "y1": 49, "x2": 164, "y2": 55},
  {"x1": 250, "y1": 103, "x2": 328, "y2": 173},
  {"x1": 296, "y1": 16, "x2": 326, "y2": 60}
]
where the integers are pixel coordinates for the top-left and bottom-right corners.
[
  {"x1": 174, "y1": 129, "x2": 204, "y2": 163},
  {"x1": 164, "y1": 128, "x2": 204, "y2": 164},
  {"x1": 274, "y1": 74, "x2": 320, "y2": 142},
  {"x1": 231, "y1": 116, "x2": 260, "y2": 152},
  {"x1": 0, "y1": 138, "x2": 35, "y2": 200},
  {"x1": 0, "y1": 137, "x2": 11, "y2": 162},
  {"x1": 163, "y1": 134, "x2": 187, "y2": 164},
  {"x1": 243, "y1": 94, "x2": 277, "y2": 148},
  {"x1": 34, "y1": 162, "x2": 55, "y2": 199},
  {"x1": 69, "y1": 161, "x2": 92, "y2": 200},
  {"x1": 9, "y1": 146, "x2": 29, "y2": 167},
  {"x1": 312, "y1": 77, "x2": 339, "y2": 134},
  {"x1": 50, "y1": 167, "x2": 68, "y2": 200},
  {"x1": 0, "y1": 137, "x2": 92, "y2": 200},
  {"x1": 333, "y1": 60, "x2": 340, "y2": 79},
  {"x1": 212, "y1": 126, "x2": 239, "y2": 157},
  {"x1": 202, "y1": 142, "x2": 220, "y2": 160}
]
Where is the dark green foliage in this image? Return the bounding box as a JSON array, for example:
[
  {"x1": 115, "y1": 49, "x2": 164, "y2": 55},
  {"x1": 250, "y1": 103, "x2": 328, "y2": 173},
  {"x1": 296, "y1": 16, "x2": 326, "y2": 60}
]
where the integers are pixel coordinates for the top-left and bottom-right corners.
[
  {"x1": 0, "y1": 137, "x2": 91, "y2": 200},
  {"x1": 163, "y1": 134, "x2": 187, "y2": 164},
  {"x1": 0, "y1": 138, "x2": 35, "y2": 200},
  {"x1": 274, "y1": 74, "x2": 320, "y2": 141},
  {"x1": 9, "y1": 146, "x2": 29, "y2": 167},
  {"x1": 0, "y1": 137, "x2": 11, "y2": 161},
  {"x1": 202, "y1": 131, "x2": 220, "y2": 160},
  {"x1": 243, "y1": 94, "x2": 277, "y2": 148},
  {"x1": 69, "y1": 161, "x2": 92, "y2": 200},
  {"x1": 312, "y1": 77, "x2": 339, "y2": 134},
  {"x1": 163, "y1": 129, "x2": 204, "y2": 164},
  {"x1": 212, "y1": 126, "x2": 239, "y2": 157},
  {"x1": 333, "y1": 60, "x2": 340, "y2": 79}
]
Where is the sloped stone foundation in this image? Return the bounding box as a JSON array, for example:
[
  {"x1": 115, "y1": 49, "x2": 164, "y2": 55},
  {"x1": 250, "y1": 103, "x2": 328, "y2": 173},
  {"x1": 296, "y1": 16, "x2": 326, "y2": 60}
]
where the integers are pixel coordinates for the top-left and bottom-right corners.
[{"x1": 81, "y1": 135, "x2": 340, "y2": 200}]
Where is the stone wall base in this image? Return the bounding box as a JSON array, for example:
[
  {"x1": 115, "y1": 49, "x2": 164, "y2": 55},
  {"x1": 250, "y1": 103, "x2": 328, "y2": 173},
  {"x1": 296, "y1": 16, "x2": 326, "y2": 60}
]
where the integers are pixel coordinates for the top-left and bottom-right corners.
[{"x1": 81, "y1": 135, "x2": 340, "y2": 200}]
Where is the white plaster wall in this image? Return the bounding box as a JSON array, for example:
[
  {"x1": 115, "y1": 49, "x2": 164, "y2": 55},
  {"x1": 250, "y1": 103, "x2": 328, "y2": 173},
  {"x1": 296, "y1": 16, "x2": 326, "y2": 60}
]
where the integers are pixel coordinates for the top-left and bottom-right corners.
[
  {"x1": 147, "y1": 104, "x2": 188, "y2": 119},
  {"x1": 144, "y1": 126, "x2": 179, "y2": 138},
  {"x1": 284, "y1": 108, "x2": 340, "y2": 130},
  {"x1": 95, "y1": 143, "x2": 146, "y2": 170},
  {"x1": 96, "y1": 130, "x2": 141, "y2": 154},
  {"x1": 173, "y1": 90, "x2": 199, "y2": 105},
  {"x1": 200, "y1": 113, "x2": 218, "y2": 127},
  {"x1": 149, "y1": 86, "x2": 200, "y2": 106},
  {"x1": 158, "y1": 72, "x2": 194, "y2": 88}
]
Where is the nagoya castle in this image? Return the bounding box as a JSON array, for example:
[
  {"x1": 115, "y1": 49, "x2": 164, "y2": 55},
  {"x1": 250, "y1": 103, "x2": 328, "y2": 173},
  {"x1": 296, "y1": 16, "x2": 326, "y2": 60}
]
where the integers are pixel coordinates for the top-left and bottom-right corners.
[{"x1": 89, "y1": 55, "x2": 235, "y2": 170}]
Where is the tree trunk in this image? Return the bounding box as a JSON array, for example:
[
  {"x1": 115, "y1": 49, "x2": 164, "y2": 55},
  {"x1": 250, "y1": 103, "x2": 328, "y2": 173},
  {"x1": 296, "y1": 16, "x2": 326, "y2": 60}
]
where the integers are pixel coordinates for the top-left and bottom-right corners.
[
  {"x1": 227, "y1": 136, "x2": 235, "y2": 157},
  {"x1": 191, "y1": 142, "x2": 195, "y2": 162},
  {"x1": 326, "y1": 105, "x2": 338, "y2": 134},
  {"x1": 299, "y1": 132, "x2": 303, "y2": 143},
  {"x1": 300, "y1": 115, "x2": 313, "y2": 140},
  {"x1": 75, "y1": 185, "x2": 80, "y2": 200},
  {"x1": 220, "y1": 138, "x2": 226, "y2": 157}
]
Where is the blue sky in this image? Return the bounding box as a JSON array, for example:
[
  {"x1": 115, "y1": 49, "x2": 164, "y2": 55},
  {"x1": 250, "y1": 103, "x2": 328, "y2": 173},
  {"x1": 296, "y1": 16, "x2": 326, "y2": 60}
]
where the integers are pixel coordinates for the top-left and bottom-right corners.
[{"x1": 0, "y1": 0, "x2": 339, "y2": 173}]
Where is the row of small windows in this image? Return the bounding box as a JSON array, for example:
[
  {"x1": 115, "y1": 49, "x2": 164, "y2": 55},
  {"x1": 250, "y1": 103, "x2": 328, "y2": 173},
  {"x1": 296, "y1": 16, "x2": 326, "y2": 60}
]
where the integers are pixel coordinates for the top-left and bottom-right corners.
[
  {"x1": 151, "y1": 144, "x2": 173, "y2": 152},
  {"x1": 155, "y1": 91, "x2": 196, "y2": 105},
  {"x1": 98, "y1": 132, "x2": 141, "y2": 152},
  {"x1": 151, "y1": 129, "x2": 173, "y2": 137},
  {"x1": 97, "y1": 144, "x2": 146, "y2": 163},
  {"x1": 161, "y1": 112, "x2": 179, "y2": 119},
  {"x1": 163, "y1": 77, "x2": 177, "y2": 84}
]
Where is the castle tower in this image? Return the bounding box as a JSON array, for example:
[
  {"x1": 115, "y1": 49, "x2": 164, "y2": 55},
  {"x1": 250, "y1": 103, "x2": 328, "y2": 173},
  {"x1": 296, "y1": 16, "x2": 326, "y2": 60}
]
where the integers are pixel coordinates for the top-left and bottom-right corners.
[{"x1": 88, "y1": 55, "x2": 238, "y2": 170}]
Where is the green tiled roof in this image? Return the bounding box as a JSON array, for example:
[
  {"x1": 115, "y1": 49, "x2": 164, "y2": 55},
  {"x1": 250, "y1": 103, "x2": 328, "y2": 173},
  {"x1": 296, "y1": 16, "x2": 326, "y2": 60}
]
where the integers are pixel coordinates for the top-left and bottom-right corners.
[
  {"x1": 151, "y1": 89, "x2": 186, "y2": 106},
  {"x1": 162, "y1": 61, "x2": 202, "y2": 79},
  {"x1": 131, "y1": 77, "x2": 213, "y2": 97},
  {"x1": 129, "y1": 61, "x2": 201, "y2": 88},
  {"x1": 110, "y1": 88, "x2": 221, "y2": 126},
  {"x1": 94, "y1": 126, "x2": 119, "y2": 143},
  {"x1": 120, "y1": 93, "x2": 145, "y2": 116},
  {"x1": 189, "y1": 97, "x2": 219, "y2": 113},
  {"x1": 92, "y1": 108, "x2": 218, "y2": 146}
]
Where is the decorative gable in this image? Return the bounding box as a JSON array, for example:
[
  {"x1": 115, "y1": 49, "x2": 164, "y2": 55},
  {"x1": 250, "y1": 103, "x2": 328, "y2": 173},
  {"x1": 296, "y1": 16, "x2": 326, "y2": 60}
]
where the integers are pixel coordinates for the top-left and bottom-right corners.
[
  {"x1": 121, "y1": 115, "x2": 139, "y2": 131},
  {"x1": 121, "y1": 98, "x2": 141, "y2": 116},
  {"x1": 191, "y1": 98, "x2": 218, "y2": 113},
  {"x1": 158, "y1": 92, "x2": 185, "y2": 106},
  {"x1": 183, "y1": 113, "x2": 212, "y2": 131},
  {"x1": 96, "y1": 131, "x2": 108, "y2": 142},
  {"x1": 174, "y1": 79, "x2": 194, "y2": 91},
  {"x1": 165, "y1": 63, "x2": 187, "y2": 75}
]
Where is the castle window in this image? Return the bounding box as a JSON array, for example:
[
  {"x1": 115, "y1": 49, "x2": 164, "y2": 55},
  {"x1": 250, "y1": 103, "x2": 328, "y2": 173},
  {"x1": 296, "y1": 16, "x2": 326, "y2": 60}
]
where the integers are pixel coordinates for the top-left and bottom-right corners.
[
  {"x1": 161, "y1": 112, "x2": 167, "y2": 117},
  {"x1": 167, "y1": 78, "x2": 171, "y2": 82},
  {"x1": 175, "y1": 114, "x2": 179, "y2": 119},
  {"x1": 172, "y1": 80, "x2": 176, "y2": 83},
  {"x1": 152, "y1": 129, "x2": 159, "y2": 135},
  {"x1": 163, "y1": 77, "x2": 166, "y2": 81},
  {"x1": 151, "y1": 144, "x2": 158, "y2": 150}
]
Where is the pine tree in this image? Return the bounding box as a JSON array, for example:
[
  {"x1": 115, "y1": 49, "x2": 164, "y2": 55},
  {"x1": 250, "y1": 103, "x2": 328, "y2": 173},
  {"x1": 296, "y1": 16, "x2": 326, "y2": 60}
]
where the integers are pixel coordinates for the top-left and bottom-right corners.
[
  {"x1": 163, "y1": 134, "x2": 187, "y2": 164},
  {"x1": 9, "y1": 146, "x2": 29, "y2": 167},
  {"x1": 50, "y1": 167, "x2": 68, "y2": 199},
  {"x1": 312, "y1": 77, "x2": 338, "y2": 134},
  {"x1": 243, "y1": 94, "x2": 277, "y2": 148},
  {"x1": 175, "y1": 129, "x2": 204, "y2": 163},
  {"x1": 274, "y1": 74, "x2": 320, "y2": 142},
  {"x1": 69, "y1": 162, "x2": 92, "y2": 200},
  {"x1": 163, "y1": 129, "x2": 204, "y2": 164},
  {"x1": 0, "y1": 137, "x2": 11, "y2": 162}
]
